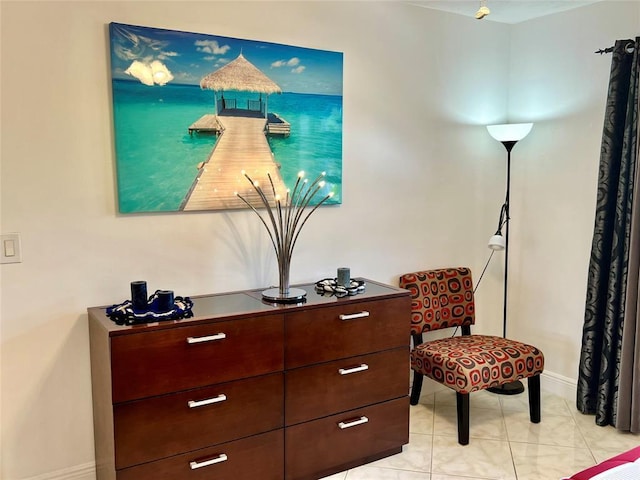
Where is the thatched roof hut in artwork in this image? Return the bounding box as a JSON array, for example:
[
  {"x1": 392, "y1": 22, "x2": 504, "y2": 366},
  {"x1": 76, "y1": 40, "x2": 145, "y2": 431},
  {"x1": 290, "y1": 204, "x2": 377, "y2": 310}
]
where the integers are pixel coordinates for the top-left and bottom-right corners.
[
  {"x1": 200, "y1": 53, "x2": 282, "y2": 119},
  {"x1": 200, "y1": 53, "x2": 282, "y2": 94},
  {"x1": 193, "y1": 52, "x2": 291, "y2": 137}
]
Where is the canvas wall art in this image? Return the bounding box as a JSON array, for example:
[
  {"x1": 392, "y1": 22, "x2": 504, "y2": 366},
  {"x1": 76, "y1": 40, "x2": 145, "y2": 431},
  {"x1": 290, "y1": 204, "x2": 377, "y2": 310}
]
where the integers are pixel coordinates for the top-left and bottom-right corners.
[{"x1": 109, "y1": 22, "x2": 343, "y2": 213}]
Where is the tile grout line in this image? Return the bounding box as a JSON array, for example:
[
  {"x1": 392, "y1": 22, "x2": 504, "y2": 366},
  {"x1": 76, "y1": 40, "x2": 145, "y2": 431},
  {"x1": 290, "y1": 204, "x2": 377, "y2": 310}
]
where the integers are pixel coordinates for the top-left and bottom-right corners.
[
  {"x1": 500, "y1": 395, "x2": 520, "y2": 480},
  {"x1": 566, "y1": 397, "x2": 598, "y2": 465},
  {"x1": 430, "y1": 392, "x2": 436, "y2": 480}
]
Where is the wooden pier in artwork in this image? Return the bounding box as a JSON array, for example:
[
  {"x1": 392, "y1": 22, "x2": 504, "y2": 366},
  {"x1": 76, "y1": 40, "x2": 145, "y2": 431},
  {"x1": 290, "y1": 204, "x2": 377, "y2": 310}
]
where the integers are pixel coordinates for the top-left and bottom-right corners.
[
  {"x1": 189, "y1": 110, "x2": 290, "y2": 137},
  {"x1": 181, "y1": 110, "x2": 288, "y2": 211},
  {"x1": 265, "y1": 112, "x2": 291, "y2": 137},
  {"x1": 188, "y1": 114, "x2": 223, "y2": 135}
]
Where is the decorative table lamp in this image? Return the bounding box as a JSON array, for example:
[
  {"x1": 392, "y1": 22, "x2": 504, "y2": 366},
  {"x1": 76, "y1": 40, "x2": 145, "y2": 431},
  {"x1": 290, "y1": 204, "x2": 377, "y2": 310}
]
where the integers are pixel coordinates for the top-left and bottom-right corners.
[{"x1": 236, "y1": 170, "x2": 333, "y2": 303}]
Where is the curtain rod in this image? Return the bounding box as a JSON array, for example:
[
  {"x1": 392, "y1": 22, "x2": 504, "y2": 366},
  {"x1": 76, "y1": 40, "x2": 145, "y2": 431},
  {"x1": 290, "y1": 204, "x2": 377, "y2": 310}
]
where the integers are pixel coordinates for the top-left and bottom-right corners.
[
  {"x1": 595, "y1": 41, "x2": 635, "y2": 55},
  {"x1": 595, "y1": 46, "x2": 614, "y2": 54}
]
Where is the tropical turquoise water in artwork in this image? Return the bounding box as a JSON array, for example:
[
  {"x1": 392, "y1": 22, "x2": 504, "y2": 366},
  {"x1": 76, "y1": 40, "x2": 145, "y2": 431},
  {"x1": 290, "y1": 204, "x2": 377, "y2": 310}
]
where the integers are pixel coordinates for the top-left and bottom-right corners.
[
  {"x1": 109, "y1": 22, "x2": 343, "y2": 213},
  {"x1": 113, "y1": 80, "x2": 342, "y2": 213}
]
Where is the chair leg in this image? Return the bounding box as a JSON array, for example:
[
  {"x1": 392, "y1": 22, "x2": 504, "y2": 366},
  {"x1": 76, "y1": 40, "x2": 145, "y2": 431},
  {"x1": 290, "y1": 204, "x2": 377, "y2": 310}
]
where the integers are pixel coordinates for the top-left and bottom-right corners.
[
  {"x1": 410, "y1": 370, "x2": 423, "y2": 405},
  {"x1": 456, "y1": 392, "x2": 470, "y2": 445},
  {"x1": 528, "y1": 375, "x2": 541, "y2": 423}
]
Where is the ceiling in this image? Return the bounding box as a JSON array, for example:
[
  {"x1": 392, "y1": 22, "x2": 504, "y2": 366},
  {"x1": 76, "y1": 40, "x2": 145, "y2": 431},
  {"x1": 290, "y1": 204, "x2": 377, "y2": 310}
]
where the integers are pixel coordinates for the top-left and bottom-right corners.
[{"x1": 406, "y1": 0, "x2": 605, "y2": 24}]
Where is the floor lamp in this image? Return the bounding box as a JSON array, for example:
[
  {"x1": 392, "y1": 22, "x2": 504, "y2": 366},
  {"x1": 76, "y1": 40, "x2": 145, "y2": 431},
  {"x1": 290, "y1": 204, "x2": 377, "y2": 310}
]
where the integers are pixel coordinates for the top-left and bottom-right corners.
[{"x1": 486, "y1": 122, "x2": 533, "y2": 395}]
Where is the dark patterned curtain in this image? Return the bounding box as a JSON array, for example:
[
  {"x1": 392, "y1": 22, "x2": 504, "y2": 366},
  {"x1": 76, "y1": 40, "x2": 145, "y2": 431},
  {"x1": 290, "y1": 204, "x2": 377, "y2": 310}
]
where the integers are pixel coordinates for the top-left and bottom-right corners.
[{"x1": 578, "y1": 37, "x2": 639, "y2": 430}]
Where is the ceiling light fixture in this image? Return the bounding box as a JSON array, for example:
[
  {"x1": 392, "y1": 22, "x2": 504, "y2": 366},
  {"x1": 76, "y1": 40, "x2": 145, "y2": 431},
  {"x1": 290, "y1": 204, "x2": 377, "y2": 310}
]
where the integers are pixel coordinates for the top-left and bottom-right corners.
[{"x1": 475, "y1": 0, "x2": 490, "y2": 20}]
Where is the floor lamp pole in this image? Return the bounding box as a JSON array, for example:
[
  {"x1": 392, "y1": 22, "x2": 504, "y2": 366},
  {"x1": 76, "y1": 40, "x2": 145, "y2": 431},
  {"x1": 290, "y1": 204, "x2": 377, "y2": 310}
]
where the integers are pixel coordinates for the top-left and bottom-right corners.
[
  {"x1": 489, "y1": 139, "x2": 525, "y2": 396},
  {"x1": 486, "y1": 122, "x2": 533, "y2": 395},
  {"x1": 503, "y1": 142, "x2": 513, "y2": 339}
]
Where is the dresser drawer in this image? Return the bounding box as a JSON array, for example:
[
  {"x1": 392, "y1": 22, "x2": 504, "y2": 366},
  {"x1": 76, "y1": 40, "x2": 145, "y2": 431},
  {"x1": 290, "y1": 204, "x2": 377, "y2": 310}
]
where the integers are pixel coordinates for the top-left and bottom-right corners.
[
  {"x1": 114, "y1": 373, "x2": 284, "y2": 468},
  {"x1": 117, "y1": 429, "x2": 283, "y2": 480},
  {"x1": 285, "y1": 347, "x2": 408, "y2": 425},
  {"x1": 285, "y1": 397, "x2": 408, "y2": 480},
  {"x1": 285, "y1": 296, "x2": 410, "y2": 368},
  {"x1": 111, "y1": 314, "x2": 284, "y2": 402}
]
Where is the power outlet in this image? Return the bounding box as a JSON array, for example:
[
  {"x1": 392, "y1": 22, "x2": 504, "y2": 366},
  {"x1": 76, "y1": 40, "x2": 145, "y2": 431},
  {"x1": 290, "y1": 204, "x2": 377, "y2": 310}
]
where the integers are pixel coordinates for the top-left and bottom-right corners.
[{"x1": 1, "y1": 233, "x2": 22, "y2": 264}]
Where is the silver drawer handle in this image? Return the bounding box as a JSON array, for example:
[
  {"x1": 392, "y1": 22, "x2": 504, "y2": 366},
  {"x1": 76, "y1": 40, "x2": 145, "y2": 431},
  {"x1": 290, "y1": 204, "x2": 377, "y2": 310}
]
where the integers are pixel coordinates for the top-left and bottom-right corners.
[
  {"x1": 338, "y1": 416, "x2": 369, "y2": 429},
  {"x1": 339, "y1": 311, "x2": 370, "y2": 321},
  {"x1": 190, "y1": 453, "x2": 228, "y2": 470},
  {"x1": 188, "y1": 394, "x2": 227, "y2": 408},
  {"x1": 338, "y1": 364, "x2": 369, "y2": 375},
  {"x1": 186, "y1": 333, "x2": 226, "y2": 344}
]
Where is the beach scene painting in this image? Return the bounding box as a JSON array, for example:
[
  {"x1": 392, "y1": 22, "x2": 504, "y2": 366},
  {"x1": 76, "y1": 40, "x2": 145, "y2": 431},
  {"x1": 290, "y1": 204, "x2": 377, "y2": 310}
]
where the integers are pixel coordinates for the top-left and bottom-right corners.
[{"x1": 109, "y1": 22, "x2": 343, "y2": 213}]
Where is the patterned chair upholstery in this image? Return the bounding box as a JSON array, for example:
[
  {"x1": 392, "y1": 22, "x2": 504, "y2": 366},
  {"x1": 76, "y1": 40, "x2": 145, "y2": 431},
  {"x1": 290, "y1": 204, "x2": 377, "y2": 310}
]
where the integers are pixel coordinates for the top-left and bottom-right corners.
[{"x1": 399, "y1": 267, "x2": 545, "y2": 445}]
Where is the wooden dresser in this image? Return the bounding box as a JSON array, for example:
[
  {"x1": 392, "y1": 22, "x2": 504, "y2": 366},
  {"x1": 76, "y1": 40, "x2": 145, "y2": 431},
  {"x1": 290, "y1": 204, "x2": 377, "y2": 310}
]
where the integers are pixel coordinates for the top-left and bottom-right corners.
[{"x1": 88, "y1": 279, "x2": 410, "y2": 480}]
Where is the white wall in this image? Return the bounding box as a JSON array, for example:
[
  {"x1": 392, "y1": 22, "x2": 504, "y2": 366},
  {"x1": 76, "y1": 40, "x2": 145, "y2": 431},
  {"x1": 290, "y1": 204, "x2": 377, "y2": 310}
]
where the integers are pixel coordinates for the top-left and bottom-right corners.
[
  {"x1": 506, "y1": 1, "x2": 639, "y2": 390},
  {"x1": 0, "y1": 0, "x2": 635, "y2": 478},
  {"x1": 0, "y1": 2, "x2": 510, "y2": 478}
]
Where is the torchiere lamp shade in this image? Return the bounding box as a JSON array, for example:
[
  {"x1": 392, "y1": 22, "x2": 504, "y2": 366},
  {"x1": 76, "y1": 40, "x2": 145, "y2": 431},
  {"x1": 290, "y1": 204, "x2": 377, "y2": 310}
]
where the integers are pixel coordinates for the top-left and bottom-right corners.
[{"x1": 487, "y1": 123, "x2": 533, "y2": 143}]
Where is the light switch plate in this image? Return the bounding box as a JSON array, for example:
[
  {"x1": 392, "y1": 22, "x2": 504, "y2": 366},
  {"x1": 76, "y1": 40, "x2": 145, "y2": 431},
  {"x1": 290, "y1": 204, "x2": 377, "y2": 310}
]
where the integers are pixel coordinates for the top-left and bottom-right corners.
[{"x1": 1, "y1": 233, "x2": 22, "y2": 264}]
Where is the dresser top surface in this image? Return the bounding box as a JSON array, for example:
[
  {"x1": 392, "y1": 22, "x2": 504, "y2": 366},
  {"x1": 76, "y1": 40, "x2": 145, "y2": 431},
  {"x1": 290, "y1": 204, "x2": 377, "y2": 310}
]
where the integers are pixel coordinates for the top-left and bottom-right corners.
[{"x1": 88, "y1": 278, "x2": 408, "y2": 335}]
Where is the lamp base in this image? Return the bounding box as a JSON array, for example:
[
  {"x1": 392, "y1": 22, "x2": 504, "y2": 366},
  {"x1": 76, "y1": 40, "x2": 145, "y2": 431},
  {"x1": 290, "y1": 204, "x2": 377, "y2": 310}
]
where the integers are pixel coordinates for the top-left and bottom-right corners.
[
  {"x1": 262, "y1": 287, "x2": 307, "y2": 304},
  {"x1": 487, "y1": 379, "x2": 525, "y2": 395}
]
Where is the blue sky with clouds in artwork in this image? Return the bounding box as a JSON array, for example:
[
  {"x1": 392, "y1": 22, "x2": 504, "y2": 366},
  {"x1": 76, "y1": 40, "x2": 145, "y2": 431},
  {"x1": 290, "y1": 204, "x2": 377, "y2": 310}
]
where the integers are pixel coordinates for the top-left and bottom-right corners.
[{"x1": 109, "y1": 23, "x2": 343, "y2": 95}]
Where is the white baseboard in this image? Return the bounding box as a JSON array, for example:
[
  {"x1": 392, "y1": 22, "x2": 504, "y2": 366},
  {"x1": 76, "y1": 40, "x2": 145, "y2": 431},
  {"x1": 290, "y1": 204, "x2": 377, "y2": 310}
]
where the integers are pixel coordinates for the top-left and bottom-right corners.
[
  {"x1": 22, "y1": 462, "x2": 95, "y2": 480},
  {"x1": 541, "y1": 370, "x2": 578, "y2": 404}
]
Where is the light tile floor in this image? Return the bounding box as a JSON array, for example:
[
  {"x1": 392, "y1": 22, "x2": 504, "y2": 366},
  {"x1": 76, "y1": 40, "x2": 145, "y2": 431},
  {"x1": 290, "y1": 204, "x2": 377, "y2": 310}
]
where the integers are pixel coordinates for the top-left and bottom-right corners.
[{"x1": 321, "y1": 387, "x2": 640, "y2": 480}]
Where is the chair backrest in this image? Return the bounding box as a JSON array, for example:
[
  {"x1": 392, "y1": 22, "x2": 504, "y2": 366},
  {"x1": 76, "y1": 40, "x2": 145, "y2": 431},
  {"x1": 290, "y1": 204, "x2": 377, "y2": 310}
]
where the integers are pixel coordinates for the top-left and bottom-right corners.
[{"x1": 399, "y1": 267, "x2": 475, "y2": 335}]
